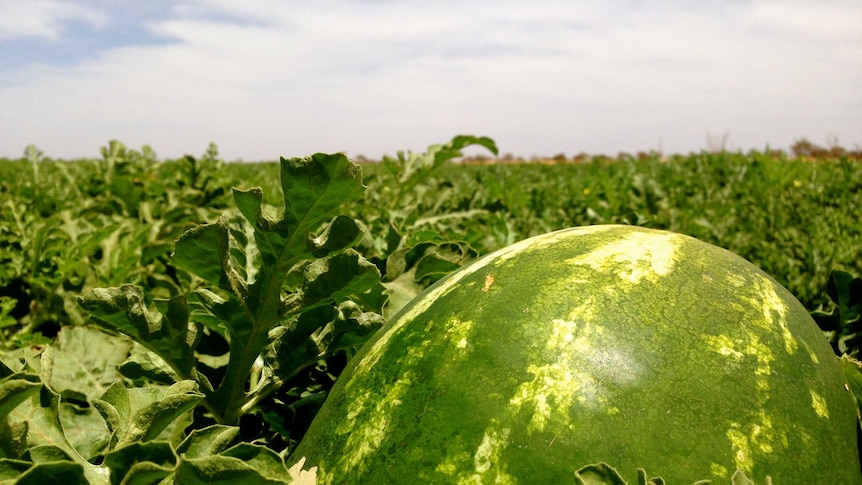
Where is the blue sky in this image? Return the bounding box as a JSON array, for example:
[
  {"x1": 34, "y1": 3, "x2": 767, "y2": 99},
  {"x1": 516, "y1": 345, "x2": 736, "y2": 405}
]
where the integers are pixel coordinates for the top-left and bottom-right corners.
[{"x1": 1, "y1": 0, "x2": 860, "y2": 161}]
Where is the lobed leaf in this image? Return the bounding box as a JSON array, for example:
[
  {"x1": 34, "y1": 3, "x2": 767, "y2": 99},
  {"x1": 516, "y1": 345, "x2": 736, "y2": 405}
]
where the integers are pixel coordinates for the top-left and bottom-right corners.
[
  {"x1": 102, "y1": 441, "x2": 176, "y2": 485},
  {"x1": 25, "y1": 444, "x2": 74, "y2": 463},
  {"x1": 265, "y1": 301, "x2": 383, "y2": 384},
  {"x1": 77, "y1": 287, "x2": 200, "y2": 377},
  {"x1": 46, "y1": 326, "x2": 133, "y2": 402},
  {"x1": 575, "y1": 462, "x2": 627, "y2": 485},
  {"x1": 117, "y1": 344, "x2": 178, "y2": 385},
  {"x1": 175, "y1": 424, "x2": 239, "y2": 459},
  {"x1": 95, "y1": 380, "x2": 203, "y2": 446},
  {"x1": 0, "y1": 459, "x2": 32, "y2": 479},
  {"x1": 0, "y1": 372, "x2": 41, "y2": 422},
  {"x1": 10, "y1": 384, "x2": 79, "y2": 461},
  {"x1": 301, "y1": 250, "x2": 382, "y2": 307},
  {"x1": 307, "y1": 215, "x2": 362, "y2": 258},
  {"x1": 221, "y1": 442, "x2": 291, "y2": 482},
  {"x1": 573, "y1": 462, "x2": 768, "y2": 484},
  {"x1": 170, "y1": 455, "x2": 287, "y2": 485},
  {"x1": 840, "y1": 355, "x2": 862, "y2": 422},
  {"x1": 79, "y1": 148, "x2": 381, "y2": 434},
  {"x1": 13, "y1": 461, "x2": 86, "y2": 485},
  {"x1": 281, "y1": 153, "x2": 365, "y2": 237},
  {"x1": 3, "y1": 381, "x2": 107, "y2": 484},
  {"x1": 171, "y1": 216, "x2": 236, "y2": 292}
]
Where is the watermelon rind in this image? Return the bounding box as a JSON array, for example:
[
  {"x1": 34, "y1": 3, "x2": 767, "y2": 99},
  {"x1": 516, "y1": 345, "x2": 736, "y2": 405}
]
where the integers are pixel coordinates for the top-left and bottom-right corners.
[{"x1": 291, "y1": 225, "x2": 861, "y2": 484}]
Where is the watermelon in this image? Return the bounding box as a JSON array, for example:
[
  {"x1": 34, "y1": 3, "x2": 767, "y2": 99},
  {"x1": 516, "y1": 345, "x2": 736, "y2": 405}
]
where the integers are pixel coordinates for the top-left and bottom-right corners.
[{"x1": 291, "y1": 225, "x2": 861, "y2": 483}]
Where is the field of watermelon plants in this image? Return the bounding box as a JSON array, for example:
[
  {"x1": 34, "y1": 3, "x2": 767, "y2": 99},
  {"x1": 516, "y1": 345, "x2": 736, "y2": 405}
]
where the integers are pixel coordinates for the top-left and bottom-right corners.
[{"x1": 1, "y1": 135, "x2": 861, "y2": 483}]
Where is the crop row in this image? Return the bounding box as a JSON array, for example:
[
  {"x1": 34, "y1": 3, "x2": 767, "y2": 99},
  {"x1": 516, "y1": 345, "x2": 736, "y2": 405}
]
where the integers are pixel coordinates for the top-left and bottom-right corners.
[{"x1": 0, "y1": 136, "x2": 860, "y2": 483}]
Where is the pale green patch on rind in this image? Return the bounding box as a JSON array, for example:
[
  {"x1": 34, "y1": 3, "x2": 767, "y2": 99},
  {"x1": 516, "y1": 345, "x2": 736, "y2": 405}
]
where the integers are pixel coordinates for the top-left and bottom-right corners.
[
  {"x1": 509, "y1": 315, "x2": 597, "y2": 434},
  {"x1": 751, "y1": 409, "x2": 789, "y2": 453},
  {"x1": 701, "y1": 269, "x2": 818, "y2": 475},
  {"x1": 330, "y1": 372, "x2": 414, "y2": 479},
  {"x1": 345, "y1": 227, "x2": 623, "y2": 394},
  {"x1": 726, "y1": 410, "x2": 789, "y2": 473},
  {"x1": 496, "y1": 224, "x2": 612, "y2": 264},
  {"x1": 565, "y1": 230, "x2": 683, "y2": 284},
  {"x1": 726, "y1": 425, "x2": 754, "y2": 473},
  {"x1": 810, "y1": 390, "x2": 829, "y2": 418},
  {"x1": 719, "y1": 270, "x2": 797, "y2": 358},
  {"x1": 807, "y1": 345, "x2": 820, "y2": 364},
  {"x1": 329, "y1": 324, "x2": 455, "y2": 479},
  {"x1": 470, "y1": 425, "x2": 514, "y2": 484},
  {"x1": 749, "y1": 273, "x2": 797, "y2": 356},
  {"x1": 498, "y1": 292, "x2": 643, "y2": 445},
  {"x1": 388, "y1": 228, "x2": 682, "y2": 476},
  {"x1": 491, "y1": 229, "x2": 682, "y2": 436},
  {"x1": 705, "y1": 329, "x2": 782, "y2": 473},
  {"x1": 725, "y1": 273, "x2": 748, "y2": 288},
  {"x1": 435, "y1": 423, "x2": 517, "y2": 485},
  {"x1": 446, "y1": 318, "x2": 475, "y2": 354},
  {"x1": 507, "y1": 315, "x2": 642, "y2": 435},
  {"x1": 324, "y1": 317, "x2": 480, "y2": 479},
  {"x1": 711, "y1": 462, "x2": 729, "y2": 478},
  {"x1": 704, "y1": 334, "x2": 746, "y2": 361}
]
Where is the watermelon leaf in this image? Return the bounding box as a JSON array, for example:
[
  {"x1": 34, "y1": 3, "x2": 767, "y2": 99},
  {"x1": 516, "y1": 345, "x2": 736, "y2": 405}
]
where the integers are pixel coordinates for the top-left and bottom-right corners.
[
  {"x1": 0, "y1": 332, "x2": 290, "y2": 484},
  {"x1": 381, "y1": 134, "x2": 498, "y2": 211},
  {"x1": 175, "y1": 424, "x2": 240, "y2": 458},
  {"x1": 171, "y1": 218, "x2": 233, "y2": 289},
  {"x1": 76, "y1": 288, "x2": 200, "y2": 378},
  {"x1": 12, "y1": 461, "x2": 86, "y2": 484},
  {"x1": 101, "y1": 441, "x2": 177, "y2": 485},
  {"x1": 811, "y1": 270, "x2": 862, "y2": 355},
  {"x1": 574, "y1": 462, "x2": 627, "y2": 485},
  {"x1": 573, "y1": 462, "x2": 768, "y2": 484},
  {"x1": 840, "y1": 355, "x2": 862, "y2": 423},
  {"x1": 2, "y1": 349, "x2": 107, "y2": 484},
  {"x1": 172, "y1": 454, "x2": 287, "y2": 485},
  {"x1": 79, "y1": 152, "x2": 383, "y2": 427},
  {"x1": 93, "y1": 380, "x2": 203, "y2": 447},
  {"x1": 0, "y1": 369, "x2": 41, "y2": 422}
]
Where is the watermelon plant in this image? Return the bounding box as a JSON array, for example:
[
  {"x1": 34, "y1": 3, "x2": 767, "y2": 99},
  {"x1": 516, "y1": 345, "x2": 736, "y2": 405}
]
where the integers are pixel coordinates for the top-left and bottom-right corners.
[
  {"x1": 813, "y1": 270, "x2": 862, "y2": 356},
  {"x1": 1, "y1": 152, "x2": 387, "y2": 483},
  {"x1": 0, "y1": 141, "x2": 234, "y2": 349},
  {"x1": 0, "y1": 136, "x2": 503, "y2": 483},
  {"x1": 355, "y1": 135, "x2": 502, "y2": 317},
  {"x1": 77, "y1": 152, "x2": 386, "y2": 426},
  {"x1": 290, "y1": 225, "x2": 861, "y2": 483},
  {"x1": 0, "y1": 333, "x2": 315, "y2": 484},
  {"x1": 1, "y1": 136, "x2": 861, "y2": 482}
]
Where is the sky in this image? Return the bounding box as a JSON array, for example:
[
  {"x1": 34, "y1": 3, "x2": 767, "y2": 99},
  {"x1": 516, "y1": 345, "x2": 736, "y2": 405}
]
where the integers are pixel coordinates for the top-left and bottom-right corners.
[{"x1": 1, "y1": 0, "x2": 860, "y2": 161}]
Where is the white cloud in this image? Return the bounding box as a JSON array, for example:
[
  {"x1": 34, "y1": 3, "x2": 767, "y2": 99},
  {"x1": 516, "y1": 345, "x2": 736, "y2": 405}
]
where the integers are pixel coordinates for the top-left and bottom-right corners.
[
  {"x1": 749, "y1": 0, "x2": 862, "y2": 40},
  {"x1": 0, "y1": 1, "x2": 860, "y2": 159},
  {"x1": 0, "y1": 0, "x2": 107, "y2": 41}
]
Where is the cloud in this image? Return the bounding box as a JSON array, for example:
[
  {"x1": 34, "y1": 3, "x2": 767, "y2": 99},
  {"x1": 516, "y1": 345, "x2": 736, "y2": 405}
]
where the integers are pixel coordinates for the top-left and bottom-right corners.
[
  {"x1": 749, "y1": 0, "x2": 862, "y2": 40},
  {"x1": 0, "y1": 1, "x2": 860, "y2": 159},
  {"x1": 0, "y1": 0, "x2": 107, "y2": 41}
]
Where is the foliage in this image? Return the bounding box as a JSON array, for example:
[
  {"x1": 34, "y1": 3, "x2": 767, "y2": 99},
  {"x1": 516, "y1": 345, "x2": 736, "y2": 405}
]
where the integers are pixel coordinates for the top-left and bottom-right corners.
[
  {"x1": 813, "y1": 271, "x2": 862, "y2": 433},
  {"x1": 0, "y1": 327, "x2": 312, "y2": 484},
  {"x1": 0, "y1": 136, "x2": 861, "y2": 482},
  {"x1": 812, "y1": 271, "x2": 862, "y2": 356},
  {"x1": 573, "y1": 462, "x2": 767, "y2": 485},
  {"x1": 0, "y1": 141, "x2": 233, "y2": 349},
  {"x1": 78, "y1": 152, "x2": 386, "y2": 429},
  {"x1": 380, "y1": 151, "x2": 862, "y2": 309},
  {"x1": 353, "y1": 135, "x2": 501, "y2": 316}
]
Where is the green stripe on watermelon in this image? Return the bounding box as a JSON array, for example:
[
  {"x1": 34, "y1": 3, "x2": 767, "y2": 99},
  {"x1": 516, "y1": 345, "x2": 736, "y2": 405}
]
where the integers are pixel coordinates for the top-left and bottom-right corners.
[{"x1": 291, "y1": 225, "x2": 860, "y2": 484}]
